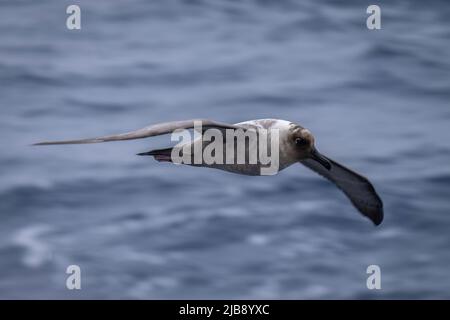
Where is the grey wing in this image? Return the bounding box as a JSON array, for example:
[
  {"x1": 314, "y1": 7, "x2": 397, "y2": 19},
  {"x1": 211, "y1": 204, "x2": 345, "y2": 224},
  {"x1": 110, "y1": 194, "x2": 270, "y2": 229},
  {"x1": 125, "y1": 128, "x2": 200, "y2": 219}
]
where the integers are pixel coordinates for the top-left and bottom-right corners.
[
  {"x1": 33, "y1": 119, "x2": 243, "y2": 145},
  {"x1": 300, "y1": 157, "x2": 383, "y2": 226}
]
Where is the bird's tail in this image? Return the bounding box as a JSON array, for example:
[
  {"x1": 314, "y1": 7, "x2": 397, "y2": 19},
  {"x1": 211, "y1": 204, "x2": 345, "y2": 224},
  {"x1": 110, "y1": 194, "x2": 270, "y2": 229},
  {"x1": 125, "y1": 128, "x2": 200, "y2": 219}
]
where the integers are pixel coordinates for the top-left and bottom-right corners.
[{"x1": 137, "y1": 147, "x2": 173, "y2": 162}]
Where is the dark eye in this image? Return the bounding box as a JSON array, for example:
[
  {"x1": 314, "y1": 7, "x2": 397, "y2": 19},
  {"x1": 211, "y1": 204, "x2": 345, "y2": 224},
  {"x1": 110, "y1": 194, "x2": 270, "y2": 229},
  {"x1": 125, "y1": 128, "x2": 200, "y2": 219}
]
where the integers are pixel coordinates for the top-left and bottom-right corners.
[{"x1": 295, "y1": 137, "x2": 308, "y2": 146}]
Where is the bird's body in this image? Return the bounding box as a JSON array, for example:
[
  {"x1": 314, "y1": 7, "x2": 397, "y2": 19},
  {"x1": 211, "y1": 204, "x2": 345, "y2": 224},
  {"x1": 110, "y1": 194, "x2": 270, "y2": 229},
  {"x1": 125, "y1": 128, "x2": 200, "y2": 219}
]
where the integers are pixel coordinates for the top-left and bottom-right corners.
[
  {"x1": 154, "y1": 119, "x2": 298, "y2": 176},
  {"x1": 233, "y1": 119, "x2": 299, "y2": 174},
  {"x1": 34, "y1": 118, "x2": 384, "y2": 225}
]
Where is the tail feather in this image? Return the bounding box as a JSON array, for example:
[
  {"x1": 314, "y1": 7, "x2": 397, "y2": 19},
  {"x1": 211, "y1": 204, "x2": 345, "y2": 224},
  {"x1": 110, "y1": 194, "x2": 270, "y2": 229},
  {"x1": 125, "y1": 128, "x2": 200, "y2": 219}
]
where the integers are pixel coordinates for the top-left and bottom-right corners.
[{"x1": 137, "y1": 147, "x2": 173, "y2": 162}]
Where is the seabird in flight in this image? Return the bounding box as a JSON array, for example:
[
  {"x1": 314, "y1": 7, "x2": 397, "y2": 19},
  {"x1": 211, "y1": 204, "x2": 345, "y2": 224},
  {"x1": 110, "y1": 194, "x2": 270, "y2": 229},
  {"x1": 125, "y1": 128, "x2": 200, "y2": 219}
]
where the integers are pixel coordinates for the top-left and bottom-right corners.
[{"x1": 34, "y1": 119, "x2": 384, "y2": 225}]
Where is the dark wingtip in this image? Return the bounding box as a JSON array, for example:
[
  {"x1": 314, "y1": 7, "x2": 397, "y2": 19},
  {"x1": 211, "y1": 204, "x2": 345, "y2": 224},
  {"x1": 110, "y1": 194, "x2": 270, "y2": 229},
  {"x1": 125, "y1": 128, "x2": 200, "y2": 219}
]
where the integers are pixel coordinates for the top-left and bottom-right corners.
[
  {"x1": 370, "y1": 207, "x2": 384, "y2": 226},
  {"x1": 32, "y1": 141, "x2": 66, "y2": 146}
]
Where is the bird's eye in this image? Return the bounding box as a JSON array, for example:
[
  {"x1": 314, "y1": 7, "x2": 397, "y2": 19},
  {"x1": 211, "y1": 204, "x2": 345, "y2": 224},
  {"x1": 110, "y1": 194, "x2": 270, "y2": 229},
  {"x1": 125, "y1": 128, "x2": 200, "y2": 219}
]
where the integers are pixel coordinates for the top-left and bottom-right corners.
[{"x1": 295, "y1": 137, "x2": 308, "y2": 146}]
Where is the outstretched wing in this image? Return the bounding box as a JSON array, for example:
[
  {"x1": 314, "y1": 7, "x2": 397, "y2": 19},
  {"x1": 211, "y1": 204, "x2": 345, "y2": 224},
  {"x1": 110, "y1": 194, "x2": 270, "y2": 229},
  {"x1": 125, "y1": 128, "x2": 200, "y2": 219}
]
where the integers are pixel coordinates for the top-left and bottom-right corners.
[
  {"x1": 300, "y1": 157, "x2": 383, "y2": 226},
  {"x1": 33, "y1": 119, "x2": 243, "y2": 145}
]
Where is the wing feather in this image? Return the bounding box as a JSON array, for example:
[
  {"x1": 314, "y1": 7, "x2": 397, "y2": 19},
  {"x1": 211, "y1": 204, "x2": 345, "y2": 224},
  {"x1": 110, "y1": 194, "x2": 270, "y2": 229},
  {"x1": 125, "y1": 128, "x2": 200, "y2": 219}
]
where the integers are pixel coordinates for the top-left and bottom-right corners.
[
  {"x1": 300, "y1": 157, "x2": 383, "y2": 225},
  {"x1": 33, "y1": 119, "x2": 243, "y2": 145}
]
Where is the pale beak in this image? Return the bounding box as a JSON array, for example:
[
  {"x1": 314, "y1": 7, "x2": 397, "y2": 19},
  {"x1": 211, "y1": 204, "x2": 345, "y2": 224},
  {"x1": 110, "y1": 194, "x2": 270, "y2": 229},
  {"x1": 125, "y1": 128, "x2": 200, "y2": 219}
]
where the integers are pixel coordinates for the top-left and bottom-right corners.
[{"x1": 310, "y1": 147, "x2": 331, "y2": 170}]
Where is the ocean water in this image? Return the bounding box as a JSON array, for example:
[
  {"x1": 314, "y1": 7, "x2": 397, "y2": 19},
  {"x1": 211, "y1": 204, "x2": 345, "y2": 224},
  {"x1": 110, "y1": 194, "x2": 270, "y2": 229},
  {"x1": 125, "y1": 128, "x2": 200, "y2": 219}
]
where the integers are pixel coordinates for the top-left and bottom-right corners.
[{"x1": 0, "y1": 0, "x2": 450, "y2": 299}]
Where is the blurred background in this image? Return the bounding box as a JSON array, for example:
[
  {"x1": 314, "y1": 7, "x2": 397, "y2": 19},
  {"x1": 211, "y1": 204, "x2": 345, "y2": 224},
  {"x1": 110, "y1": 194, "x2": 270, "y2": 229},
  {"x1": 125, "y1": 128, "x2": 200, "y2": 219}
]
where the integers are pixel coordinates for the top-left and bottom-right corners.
[{"x1": 0, "y1": 0, "x2": 449, "y2": 299}]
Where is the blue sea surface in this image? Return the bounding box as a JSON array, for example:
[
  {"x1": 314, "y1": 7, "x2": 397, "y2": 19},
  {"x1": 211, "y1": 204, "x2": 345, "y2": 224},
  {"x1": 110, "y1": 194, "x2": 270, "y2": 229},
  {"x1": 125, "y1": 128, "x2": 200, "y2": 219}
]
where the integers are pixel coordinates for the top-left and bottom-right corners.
[{"x1": 0, "y1": 0, "x2": 450, "y2": 299}]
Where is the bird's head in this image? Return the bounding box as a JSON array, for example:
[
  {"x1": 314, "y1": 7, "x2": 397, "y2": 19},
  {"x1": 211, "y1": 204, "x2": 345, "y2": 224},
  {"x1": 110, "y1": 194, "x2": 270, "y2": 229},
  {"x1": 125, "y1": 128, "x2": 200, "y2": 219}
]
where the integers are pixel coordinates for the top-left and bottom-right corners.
[{"x1": 289, "y1": 125, "x2": 331, "y2": 170}]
